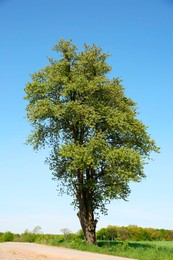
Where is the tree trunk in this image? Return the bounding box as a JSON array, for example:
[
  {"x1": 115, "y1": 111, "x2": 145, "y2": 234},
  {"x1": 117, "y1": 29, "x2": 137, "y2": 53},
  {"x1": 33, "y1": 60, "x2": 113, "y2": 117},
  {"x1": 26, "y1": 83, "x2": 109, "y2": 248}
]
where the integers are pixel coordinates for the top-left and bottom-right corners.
[
  {"x1": 76, "y1": 169, "x2": 97, "y2": 244},
  {"x1": 77, "y1": 210, "x2": 97, "y2": 244}
]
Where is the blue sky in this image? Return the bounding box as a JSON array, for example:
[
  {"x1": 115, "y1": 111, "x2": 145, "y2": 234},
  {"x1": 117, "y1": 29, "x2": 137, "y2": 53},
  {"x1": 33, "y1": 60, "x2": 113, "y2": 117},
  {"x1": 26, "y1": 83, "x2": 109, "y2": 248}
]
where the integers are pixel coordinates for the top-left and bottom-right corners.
[{"x1": 0, "y1": 0, "x2": 173, "y2": 234}]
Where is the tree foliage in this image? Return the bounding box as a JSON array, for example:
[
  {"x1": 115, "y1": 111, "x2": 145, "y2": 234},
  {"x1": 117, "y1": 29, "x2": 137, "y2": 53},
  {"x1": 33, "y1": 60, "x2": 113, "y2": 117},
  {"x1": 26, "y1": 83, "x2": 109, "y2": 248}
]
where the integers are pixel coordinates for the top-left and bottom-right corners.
[
  {"x1": 97, "y1": 225, "x2": 173, "y2": 241},
  {"x1": 24, "y1": 39, "x2": 159, "y2": 243}
]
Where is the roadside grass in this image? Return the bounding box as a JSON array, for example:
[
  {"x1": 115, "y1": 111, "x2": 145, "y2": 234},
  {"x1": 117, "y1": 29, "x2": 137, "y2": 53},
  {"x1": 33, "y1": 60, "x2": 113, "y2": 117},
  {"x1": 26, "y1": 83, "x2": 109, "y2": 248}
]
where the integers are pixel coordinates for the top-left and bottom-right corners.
[
  {"x1": 1, "y1": 232, "x2": 173, "y2": 260},
  {"x1": 36, "y1": 238, "x2": 173, "y2": 260}
]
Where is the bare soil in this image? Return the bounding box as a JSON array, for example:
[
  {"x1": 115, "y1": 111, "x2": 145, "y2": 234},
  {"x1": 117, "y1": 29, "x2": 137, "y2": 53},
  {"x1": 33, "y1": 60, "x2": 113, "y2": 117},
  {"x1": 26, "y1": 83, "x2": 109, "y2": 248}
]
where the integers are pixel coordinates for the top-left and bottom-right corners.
[{"x1": 0, "y1": 242, "x2": 136, "y2": 260}]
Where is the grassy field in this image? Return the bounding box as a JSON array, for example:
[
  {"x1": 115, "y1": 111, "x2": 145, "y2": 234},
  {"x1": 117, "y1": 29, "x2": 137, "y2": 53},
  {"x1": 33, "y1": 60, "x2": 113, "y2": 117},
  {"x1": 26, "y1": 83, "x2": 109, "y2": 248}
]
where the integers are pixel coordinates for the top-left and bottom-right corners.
[
  {"x1": 147, "y1": 240, "x2": 173, "y2": 248},
  {"x1": 49, "y1": 240, "x2": 173, "y2": 260},
  {"x1": 1, "y1": 231, "x2": 173, "y2": 259}
]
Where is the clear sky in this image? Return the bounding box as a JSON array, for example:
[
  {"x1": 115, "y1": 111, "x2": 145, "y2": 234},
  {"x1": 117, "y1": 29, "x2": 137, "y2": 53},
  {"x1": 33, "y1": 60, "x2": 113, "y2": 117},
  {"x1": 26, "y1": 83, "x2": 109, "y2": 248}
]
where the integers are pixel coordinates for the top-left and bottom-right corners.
[{"x1": 0, "y1": 0, "x2": 173, "y2": 234}]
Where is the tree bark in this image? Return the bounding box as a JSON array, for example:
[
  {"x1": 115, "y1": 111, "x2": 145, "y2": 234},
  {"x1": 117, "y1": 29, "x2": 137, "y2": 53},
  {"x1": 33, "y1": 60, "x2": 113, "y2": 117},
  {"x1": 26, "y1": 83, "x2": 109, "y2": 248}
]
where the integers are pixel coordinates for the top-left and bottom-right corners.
[
  {"x1": 77, "y1": 209, "x2": 97, "y2": 244},
  {"x1": 76, "y1": 169, "x2": 97, "y2": 244}
]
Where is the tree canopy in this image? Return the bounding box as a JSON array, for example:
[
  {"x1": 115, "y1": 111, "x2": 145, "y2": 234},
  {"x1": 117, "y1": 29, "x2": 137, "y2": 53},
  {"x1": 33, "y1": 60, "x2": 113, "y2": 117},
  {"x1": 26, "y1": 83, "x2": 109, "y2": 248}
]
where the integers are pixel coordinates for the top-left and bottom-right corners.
[{"x1": 24, "y1": 39, "x2": 159, "y2": 244}]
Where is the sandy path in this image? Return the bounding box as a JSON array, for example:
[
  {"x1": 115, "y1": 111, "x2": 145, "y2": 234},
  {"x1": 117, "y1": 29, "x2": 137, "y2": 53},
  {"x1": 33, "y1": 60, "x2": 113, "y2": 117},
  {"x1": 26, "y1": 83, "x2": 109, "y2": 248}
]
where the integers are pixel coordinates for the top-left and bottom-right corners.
[{"x1": 0, "y1": 242, "x2": 137, "y2": 260}]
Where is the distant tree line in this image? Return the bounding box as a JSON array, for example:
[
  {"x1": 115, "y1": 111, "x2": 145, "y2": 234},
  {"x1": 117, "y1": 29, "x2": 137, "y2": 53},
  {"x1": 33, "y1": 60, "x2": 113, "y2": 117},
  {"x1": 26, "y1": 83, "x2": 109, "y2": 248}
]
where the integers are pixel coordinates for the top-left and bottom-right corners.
[
  {"x1": 97, "y1": 225, "x2": 173, "y2": 241},
  {"x1": 1, "y1": 225, "x2": 173, "y2": 243}
]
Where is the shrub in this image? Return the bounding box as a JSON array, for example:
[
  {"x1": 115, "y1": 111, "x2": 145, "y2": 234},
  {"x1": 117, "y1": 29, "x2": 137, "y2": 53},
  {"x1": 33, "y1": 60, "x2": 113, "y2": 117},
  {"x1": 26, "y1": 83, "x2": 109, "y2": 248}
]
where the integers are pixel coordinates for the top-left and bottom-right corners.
[
  {"x1": 76, "y1": 229, "x2": 85, "y2": 240},
  {"x1": 20, "y1": 231, "x2": 36, "y2": 242},
  {"x1": 2, "y1": 232, "x2": 14, "y2": 242}
]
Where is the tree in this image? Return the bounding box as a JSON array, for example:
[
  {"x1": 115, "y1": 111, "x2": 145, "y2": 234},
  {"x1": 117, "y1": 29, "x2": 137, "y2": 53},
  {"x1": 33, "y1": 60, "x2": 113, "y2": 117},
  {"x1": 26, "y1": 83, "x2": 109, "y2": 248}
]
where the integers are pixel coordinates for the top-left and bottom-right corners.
[
  {"x1": 33, "y1": 226, "x2": 43, "y2": 234},
  {"x1": 24, "y1": 39, "x2": 159, "y2": 244},
  {"x1": 60, "y1": 228, "x2": 72, "y2": 240}
]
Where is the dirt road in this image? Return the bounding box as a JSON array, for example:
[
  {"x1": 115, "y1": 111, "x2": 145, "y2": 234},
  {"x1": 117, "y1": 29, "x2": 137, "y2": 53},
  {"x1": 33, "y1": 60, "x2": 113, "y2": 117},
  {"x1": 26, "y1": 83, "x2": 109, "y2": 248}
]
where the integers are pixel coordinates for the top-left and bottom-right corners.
[{"x1": 0, "y1": 242, "x2": 137, "y2": 260}]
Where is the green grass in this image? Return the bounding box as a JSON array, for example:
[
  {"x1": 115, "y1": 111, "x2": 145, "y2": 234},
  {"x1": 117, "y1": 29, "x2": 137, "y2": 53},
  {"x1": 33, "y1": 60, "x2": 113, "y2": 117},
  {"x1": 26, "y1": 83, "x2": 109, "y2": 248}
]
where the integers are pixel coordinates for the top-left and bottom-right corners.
[
  {"x1": 1, "y1": 231, "x2": 173, "y2": 260},
  {"x1": 148, "y1": 241, "x2": 173, "y2": 248},
  {"x1": 40, "y1": 240, "x2": 173, "y2": 260}
]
